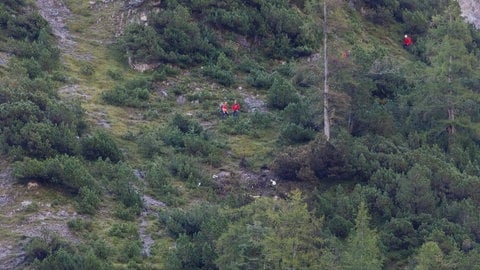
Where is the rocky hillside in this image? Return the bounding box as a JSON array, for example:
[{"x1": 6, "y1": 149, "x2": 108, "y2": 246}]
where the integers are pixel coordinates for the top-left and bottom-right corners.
[
  {"x1": 2, "y1": 0, "x2": 480, "y2": 269},
  {"x1": 458, "y1": 0, "x2": 480, "y2": 28}
]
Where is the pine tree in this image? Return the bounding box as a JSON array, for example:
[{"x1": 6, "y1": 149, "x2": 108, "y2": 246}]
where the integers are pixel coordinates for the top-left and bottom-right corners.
[
  {"x1": 342, "y1": 201, "x2": 383, "y2": 270},
  {"x1": 263, "y1": 190, "x2": 324, "y2": 269},
  {"x1": 414, "y1": 241, "x2": 450, "y2": 270},
  {"x1": 420, "y1": 1, "x2": 480, "y2": 149}
]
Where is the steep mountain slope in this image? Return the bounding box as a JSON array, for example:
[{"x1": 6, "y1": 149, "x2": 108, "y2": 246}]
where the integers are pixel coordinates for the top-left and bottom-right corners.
[{"x1": 2, "y1": 0, "x2": 480, "y2": 269}]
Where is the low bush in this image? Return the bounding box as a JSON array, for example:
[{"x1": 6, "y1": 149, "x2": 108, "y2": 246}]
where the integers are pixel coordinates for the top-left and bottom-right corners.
[
  {"x1": 114, "y1": 205, "x2": 138, "y2": 221},
  {"x1": 13, "y1": 155, "x2": 96, "y2": 193},
  {"x1": 81, "y1": 130, "x2": 124, "y2": 162},
  {"x1": 202, "y1": 64, "x2": 235, "y2": 86},
  {"x1": 119, "y1": 240, "x2": 142, "y2": 263},
  {"x1": 102, "y1": 78, "x2": 152, "y2": 107},
  {"x1": 279, "y1": 123, "x2": 316, "y2": 144},
  {"x1": 267, "y1": 76, "x2": 299, "y2": 109},
  {"x1": 101, "y1": 85, "x2": 150, "y2": 107},
  {"x1": 89, "y1": 160, "x2": 142, "y2": 212},
  {"x1": 171, "y1": 113, "x2": 203, "y2": 134},
  {"x1": 169, "y1": 154, "x2": 204, "y2": 186},
  {"x1": 76, "y1": 186, "x2": 101, "y2": 215},
  {"x1": 79, "y1": 62, "x2": 95, "y2": 76},
  {"x1": 108, "y1": 223, "x2": 139, "y2": 239},
  {"x1": 67, "y1": 218, "x2": 93, "y2": 232},
  {"x1": 246, "y1": 69, "x2": 274, "y2": 89},
  {"x1": 218, "y1": 117, "x2": 251, "y2": 135}
]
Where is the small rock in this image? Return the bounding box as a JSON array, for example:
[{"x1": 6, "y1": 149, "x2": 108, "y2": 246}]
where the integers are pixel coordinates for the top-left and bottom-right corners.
[{"x1": 21, "y1": 201, "x2": 32, "y2": 207}]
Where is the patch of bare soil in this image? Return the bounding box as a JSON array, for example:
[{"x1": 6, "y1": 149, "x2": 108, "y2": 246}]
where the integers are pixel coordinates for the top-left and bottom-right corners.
[
  {"x1": 0, "y1": 160, "x2": 81, "y2": 269},
  {"x1": 134, "y1": 170, "x2": 166, "y2": 257},
  {"x1": 36, "y1": 0, "x2": 76, "y2": 56}
]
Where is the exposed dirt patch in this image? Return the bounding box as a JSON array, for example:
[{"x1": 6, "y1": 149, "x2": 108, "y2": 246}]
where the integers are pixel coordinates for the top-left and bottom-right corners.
[
  {"x1": 36, "y1": 0, "x2": 76, "y2": 56},
  {"x1": 0, "y1": 160, "x2": 81, "y2": 269},
  {"x1": 134, "y1": 170, "x2": 166, "y2": 257}
]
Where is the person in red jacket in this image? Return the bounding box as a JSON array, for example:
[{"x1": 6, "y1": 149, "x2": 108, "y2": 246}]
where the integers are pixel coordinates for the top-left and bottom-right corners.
[
  {"x1": 232, "y1": 99, "x2": 240, "y2": 118},
  {"x1": 221, "y1": 101, "x2": 229, "y2": 119},
  {"x1": 403, "y1": 34, "x2": 412, "y2": 48}
]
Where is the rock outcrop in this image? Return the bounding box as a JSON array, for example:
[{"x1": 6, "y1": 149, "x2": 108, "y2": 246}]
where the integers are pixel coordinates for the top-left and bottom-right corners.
[{"x1": 458, "y1": 0, "x2": 480, "y2": 28}]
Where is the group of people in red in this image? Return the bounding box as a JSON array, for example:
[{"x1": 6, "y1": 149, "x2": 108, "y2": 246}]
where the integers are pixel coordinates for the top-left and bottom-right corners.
[{"x1": 220, "y1": 99, "x2": 240, "y2": 119}]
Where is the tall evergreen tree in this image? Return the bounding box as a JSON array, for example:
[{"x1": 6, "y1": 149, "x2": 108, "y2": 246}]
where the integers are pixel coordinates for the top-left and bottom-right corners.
[
  {"x1": 416, "y1": 1, "x2": 480, "y2": 149},
  {"x1": 342, "y1": 201, "x2": 383, "y2": 270},
  {"x1": 414, "y1": 241, "x2": 450, "y2": 270},
  {"x1": 263, "y1": 190, "x2": 324, "y2": 269}
]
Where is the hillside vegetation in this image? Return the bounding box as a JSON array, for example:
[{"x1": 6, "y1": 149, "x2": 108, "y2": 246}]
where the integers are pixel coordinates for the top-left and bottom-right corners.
[{"x1": 2, "y1": 0, "x2": 480, "y2": 269}]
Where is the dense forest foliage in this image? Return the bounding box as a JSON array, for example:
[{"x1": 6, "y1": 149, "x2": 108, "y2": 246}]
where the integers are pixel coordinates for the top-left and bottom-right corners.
[{"x1": 3, "y1": 0, "x2": 480, "y2": 269}]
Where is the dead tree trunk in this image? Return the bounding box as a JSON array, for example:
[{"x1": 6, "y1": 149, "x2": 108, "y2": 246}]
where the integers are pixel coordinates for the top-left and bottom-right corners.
[{"x1": 323, "y1": 0, "x2": 330, "y2": 141}]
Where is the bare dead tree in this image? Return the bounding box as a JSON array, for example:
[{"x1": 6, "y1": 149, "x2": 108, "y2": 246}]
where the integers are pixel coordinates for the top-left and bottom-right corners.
[{"x1": 323, "y1": 0, "x2": 330, "y2": 141}]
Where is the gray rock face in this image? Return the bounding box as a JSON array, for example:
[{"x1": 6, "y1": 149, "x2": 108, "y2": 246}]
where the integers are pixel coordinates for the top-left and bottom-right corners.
[
  {"x1": 127, "y1": 0, "x2": 146, "y2": 8},
  {"x1": 458, "y1": 0, "x2": 480, "y2": 28}
]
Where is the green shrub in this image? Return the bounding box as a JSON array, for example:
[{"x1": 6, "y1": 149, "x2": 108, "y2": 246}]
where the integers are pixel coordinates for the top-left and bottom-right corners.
[
  {"x1": 249, "y1": 111, "x2": 276, "y2": 128},
  {"x1": 79, "y1": 62, "x2": 95, "y2": 76},
  {"x1": 202, "y1": 64, "x2": 235, "y2": 86},
  {"x1": 119, "y1": 23, "x2": 164, "y2": 63},
  {"x1": 218, "y1": 117, "x2": 251, "y2": 135},
  {"x1": 25, "y1": 237, "x2": 50, "y2": 261},
  {"x1": 275, "y1": 62, "x2": 295, "y2": 77},
  {"x1": 237, "y1": 58, "x2": 264, "y2": 73},
  {"x1": 106, "y1": 68, "x2": 122, "y2": 80},
  {"x1": 89, "y1": 160, "x2": 141, "y2": 212},
  {"x1": 7, "y1": 12, "x2": 48, "y2": 41},
  {"x1": 272, "y1": 147, "x2": 305, "y2": 180},
  {"x1": 101, "y1": 85, "x2": 150, "y2": 107},
  {"x1": 102, "y1": 78, "x2": 152, "y2": 107},
  {"x1": 282, "y1": 101, "x2": 317, "y2": 129},
  {"x1": 144, "y1": 108, "x2": 160, "y2": 120},
  {"x1": 137, "y1": 128, "x2": 166, "y2": 158},
  {"x1": 25, "y1": 232, "x2": 71, "y2": 264},
  {"x1": 120, "y1": 240, "x2": 142, "y2": 263},
  {"x1": 24, "y1": 202, "x2": 39, "y2": 213},
  {"x1": 67, "y1": 218, "x2": 93, "y2": 232},
  {"x1": 81, "y1": 130, "x2": 124, "y2": 162},
  {"x1": 92, "y1": 240, "x2": 112, "y2": 260},
  {"x1": 108, "y1": 223, "x2": 139, "y2": 239},
  {"x1": 0, "y1": 73, "x2": 85, "y2": 158},
  {"x1": 33, "y1": 249, "x2": 78, "y2": 269},
  {"x1": 76, "y1": 186, "x2": 101, "y2": 215},
  {"x1": 160, "y1": 204, "x2": 226, "y2": 268},
  {"x1": 183, "y1": 132, "x2": 220, "y2": 157},
  {"x1": 159, "y1": 204, "x2": 221, "y2": 237},
  {"x1": 150, "y1": 5, "x2": 217, "y2": 65},
  {"x1": 171, "y1": 113, "x2": 203, "y2": 134},
  {"x1": 117, "y1": 185, "x2": 142, "y2": 212},
  {"x1": 279, "y1": 123, "x2": 316, "y2": 144},
  {"x1": 267, "y1": 76, "x2": 299, "y2": 109},
  {"x1": 207, "y1": 7, "x2": 253, "y2": 35},
  {"x1": 328, "y1": 215, "x2": 354, "y2": 239},
  {"x1": 114, "y1": 205, "x2": 138, "y2": 221},
  {"x1": 246, "y1": 69, "x2": 274, "y2": 89},
  {"x1": 13, "y1": 155, "x2": 96, "y2": 192},
  {"x1": 145, "y1": 160, "x2": 182, "y2": 203},
  {"x1": 169, "y1": 154, "x2": 203, "y2": 185}
]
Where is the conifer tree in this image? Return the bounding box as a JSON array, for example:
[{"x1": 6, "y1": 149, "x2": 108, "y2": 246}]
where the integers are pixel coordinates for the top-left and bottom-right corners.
[
  {"x1": 342, "y1": 201, "x2": 383, "y2": 270},
  {"x1": 414, "y1": 241, "x2": 450, "y2": 270},
  {"x1": 263, "y1": 190, "x2": 324, "y2": 269},
  {"x1": 421, "y1": 1, "x2": 480, "y2": 149}
]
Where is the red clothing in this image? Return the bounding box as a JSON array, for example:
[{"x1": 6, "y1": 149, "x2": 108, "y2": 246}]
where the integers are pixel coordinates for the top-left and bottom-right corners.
[
  {"x1": 221, "y1": 103, "x2": 228, "y2": 113},
  {"x1": 404, "y1": 36, "x2": 412, "y2": 46},
  {"x1": 232, "y1": 103, "x2": 240, "y2": 112}
]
